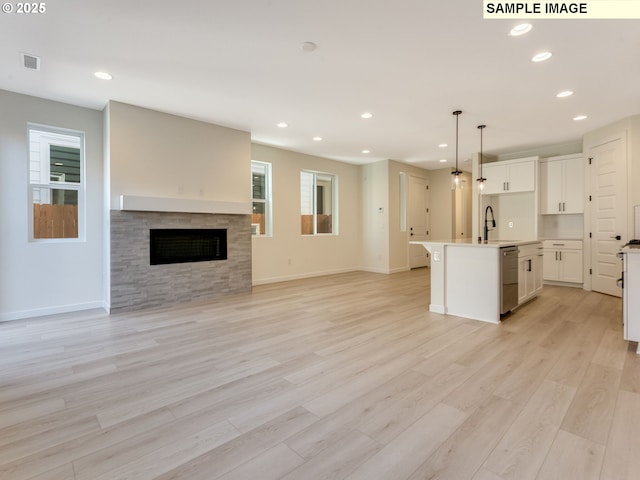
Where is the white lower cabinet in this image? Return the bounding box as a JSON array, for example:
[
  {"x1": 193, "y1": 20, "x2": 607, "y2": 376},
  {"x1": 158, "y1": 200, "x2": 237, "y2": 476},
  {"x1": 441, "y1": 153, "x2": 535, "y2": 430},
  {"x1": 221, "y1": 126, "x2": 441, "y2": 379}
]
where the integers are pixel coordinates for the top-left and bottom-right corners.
[
  {"x1": 518, "y1": 243, "x2": 543, "y2": 305},
  {"x1": 543, "y1": 240, "x2": 583, "y2": 284},
  {"x1": 622, "y1": 250, "x2": 640, "y2": 352}
]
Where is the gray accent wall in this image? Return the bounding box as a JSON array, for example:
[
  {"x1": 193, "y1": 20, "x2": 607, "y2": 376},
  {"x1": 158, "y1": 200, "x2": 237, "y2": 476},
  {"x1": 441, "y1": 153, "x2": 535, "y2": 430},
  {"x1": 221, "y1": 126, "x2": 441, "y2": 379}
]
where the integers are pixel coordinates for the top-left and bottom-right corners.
[{"x1": 110, "y1": 211, "x2": 251, "y2": 312}]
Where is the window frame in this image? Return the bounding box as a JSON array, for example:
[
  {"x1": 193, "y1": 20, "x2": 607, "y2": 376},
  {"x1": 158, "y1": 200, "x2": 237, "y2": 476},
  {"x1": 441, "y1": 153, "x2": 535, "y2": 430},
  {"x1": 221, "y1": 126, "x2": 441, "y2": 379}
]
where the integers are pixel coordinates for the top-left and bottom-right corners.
[
  {"x1": 300, "y1": 169, "x2": 338, "y2": 236},
  {"x1": 27, "y1": 123, "x2": 86, "y2": 243},
  {"x1": 251, "y1": 160, "x2": 272, "y2": 237}
]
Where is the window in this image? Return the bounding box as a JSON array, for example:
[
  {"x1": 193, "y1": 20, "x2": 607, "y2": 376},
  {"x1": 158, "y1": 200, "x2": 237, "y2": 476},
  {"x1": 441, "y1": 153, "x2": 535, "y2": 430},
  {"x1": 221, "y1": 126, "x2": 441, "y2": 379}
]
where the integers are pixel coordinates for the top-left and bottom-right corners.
[
  {"x1": 300, "y1": 170, "x2": 337, "y2": 235},
  {"x1": 251, "y1": 160, "x2": 272, "y2": 236},
  {"x1": 28, "y1": 125, "x2": 84, "y2": 240}
]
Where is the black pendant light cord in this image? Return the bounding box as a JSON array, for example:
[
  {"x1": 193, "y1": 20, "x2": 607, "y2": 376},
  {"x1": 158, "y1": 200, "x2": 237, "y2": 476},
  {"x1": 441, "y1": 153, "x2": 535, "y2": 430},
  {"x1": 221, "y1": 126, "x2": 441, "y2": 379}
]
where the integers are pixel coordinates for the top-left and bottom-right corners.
[
  {"x1": 477, "y1": 124, "x2": 486, "y2": 184},
  {"x1": 452, "y1": 110, "x2": 462, "y2": 177}
]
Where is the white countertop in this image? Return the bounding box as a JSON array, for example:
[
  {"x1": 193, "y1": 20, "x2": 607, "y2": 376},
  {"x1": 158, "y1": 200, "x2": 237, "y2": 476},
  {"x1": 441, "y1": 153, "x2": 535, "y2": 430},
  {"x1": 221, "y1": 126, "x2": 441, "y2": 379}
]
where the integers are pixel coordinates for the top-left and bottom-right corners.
[{"x1": 410, "y1": 239, "x2": 541, "y2": 248}]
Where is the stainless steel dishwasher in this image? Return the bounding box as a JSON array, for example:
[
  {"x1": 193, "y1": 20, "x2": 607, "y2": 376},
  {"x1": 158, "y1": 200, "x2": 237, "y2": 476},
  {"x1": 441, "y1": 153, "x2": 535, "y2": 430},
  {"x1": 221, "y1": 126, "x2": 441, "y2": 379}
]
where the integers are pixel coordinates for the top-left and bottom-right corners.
[{"x1": 500, "y1": 246, "x2": 519, "y2": 314}]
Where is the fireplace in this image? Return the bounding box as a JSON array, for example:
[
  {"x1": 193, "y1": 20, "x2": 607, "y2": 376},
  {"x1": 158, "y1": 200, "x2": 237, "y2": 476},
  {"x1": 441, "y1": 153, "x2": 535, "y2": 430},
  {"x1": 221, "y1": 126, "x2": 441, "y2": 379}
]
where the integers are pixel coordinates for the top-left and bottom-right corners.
[
  {"x1": 110, "y1": 210, "x2": 251, "y2": 312},
  {"x1": 150, "y1": 228, "x2": 227, "y2": 265}
]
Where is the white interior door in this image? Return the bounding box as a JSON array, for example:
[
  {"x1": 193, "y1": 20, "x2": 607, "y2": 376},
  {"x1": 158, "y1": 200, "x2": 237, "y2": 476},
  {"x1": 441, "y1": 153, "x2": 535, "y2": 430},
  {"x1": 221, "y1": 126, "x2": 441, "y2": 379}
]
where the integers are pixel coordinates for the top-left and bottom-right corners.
[
  {"x1": 408, "y1": 175, "x2": 429, "y2": 268},
  {"x1": 589, "y1": 135, "x2": 626, "y2": 297}
]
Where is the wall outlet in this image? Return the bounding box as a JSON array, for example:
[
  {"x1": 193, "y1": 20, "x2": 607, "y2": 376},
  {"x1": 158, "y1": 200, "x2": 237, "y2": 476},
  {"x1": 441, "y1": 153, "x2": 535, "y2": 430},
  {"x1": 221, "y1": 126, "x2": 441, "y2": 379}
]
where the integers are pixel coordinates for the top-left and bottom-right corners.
[{"x1": 508, "y1": 221, "x2": 514, "y2": 228}]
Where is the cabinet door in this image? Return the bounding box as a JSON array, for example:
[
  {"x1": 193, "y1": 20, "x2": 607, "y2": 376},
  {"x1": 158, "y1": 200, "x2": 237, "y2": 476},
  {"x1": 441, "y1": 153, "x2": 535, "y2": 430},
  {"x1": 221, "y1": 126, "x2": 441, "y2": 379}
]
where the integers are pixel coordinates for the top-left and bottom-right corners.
[
  {"x1": 534, "y1": 254, "x2": 544, "y2": 293},
  {"x1": 543, "y1": 250, "x2": 560, "y2": 281},
  {"x1": 507, "y1": 161, "x2": 535, "y2": 193},
  {"x1": 482, "y1": 163, "x2": 507, "y2": 195},
  {"x1": 562, "y1": 157, "x2": 584, "y2": 213},
  {"x1": 559, "y1": 249, "x2": 583, "y2": 283},
  {"x1": 626, "y1": 253, "x2": 640, "y2": 341},
  {"x1": 518, "y1": 256, "x2": 528, "y2": 303},
  {"x1": 540, "y1": 160, "x2": 563, "y2": 214},
  {"x1": 518, "y1": 255, "x2": 536, "y2": 303}
]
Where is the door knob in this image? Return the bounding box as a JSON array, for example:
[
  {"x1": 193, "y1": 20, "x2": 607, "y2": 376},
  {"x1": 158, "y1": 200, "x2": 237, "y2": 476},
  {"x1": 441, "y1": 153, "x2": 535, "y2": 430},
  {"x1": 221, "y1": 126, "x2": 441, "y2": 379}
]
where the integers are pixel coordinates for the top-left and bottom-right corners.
[{"x1": 611, "y1": 235, "x2": 621, "y2": 240}]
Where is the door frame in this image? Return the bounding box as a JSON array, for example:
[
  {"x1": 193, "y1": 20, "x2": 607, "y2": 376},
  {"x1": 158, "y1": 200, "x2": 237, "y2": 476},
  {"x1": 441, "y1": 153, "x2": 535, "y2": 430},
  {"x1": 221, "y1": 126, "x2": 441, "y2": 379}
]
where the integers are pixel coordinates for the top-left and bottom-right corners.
[
  {"x1": 583, "y1": 129, "x2": 627, "y2": 293},
  {"x1": 406, "y1": 174, "x2": 430, "y2": 269}
]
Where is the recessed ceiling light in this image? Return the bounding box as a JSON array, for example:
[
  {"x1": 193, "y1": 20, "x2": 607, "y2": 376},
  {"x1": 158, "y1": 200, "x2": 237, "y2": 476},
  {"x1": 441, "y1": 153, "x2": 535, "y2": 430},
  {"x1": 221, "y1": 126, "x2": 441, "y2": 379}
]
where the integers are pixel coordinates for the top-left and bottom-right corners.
[
  {"x1": 94, "y1": 71, "x2": 113, "y2": 80},
  {"x1": 531, "y1": 52, "x2": 552, "y2": 62},
  {"x1": 301, "y1": 42, "x2": 318, "y2": 53},
  {"x1": 573, "y1": 115, "x2": 588, "y2": 121},
  {"x1": 313, "y1": 136, "x2": 323, "y2": 141},
  {"x1": 277, "y1": 122, "x2": 288, "y2": 128},
  {"x1": 362, "y1": 149, "x2": 370, "y2": 154},
  {"x1": 439, "y1": 143, "x2": 448, "y2": 148},
  {"x1": 509, "y1": 23, "x2": 532, "y2": 36},
  {"x1": 439, "y1": 159, "x2": 447, "y2": 163},
  {"x1": 556, "y1": 90, "x2": 574, "y2": 98},
  {"x1": 361, "y1": 112, "x2": 373, "y2": 119}
]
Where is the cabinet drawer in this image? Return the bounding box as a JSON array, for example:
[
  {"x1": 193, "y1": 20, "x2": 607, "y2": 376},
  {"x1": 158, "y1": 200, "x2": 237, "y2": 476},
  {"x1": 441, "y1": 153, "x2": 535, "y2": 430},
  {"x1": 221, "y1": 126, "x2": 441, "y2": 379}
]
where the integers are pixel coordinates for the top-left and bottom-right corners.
[
  {"x1": 518, "y1": 243, "x2": 543, "y2": 257},
  {"x1": 542, "y1": 240, "x2": 583, "y2": 250}
]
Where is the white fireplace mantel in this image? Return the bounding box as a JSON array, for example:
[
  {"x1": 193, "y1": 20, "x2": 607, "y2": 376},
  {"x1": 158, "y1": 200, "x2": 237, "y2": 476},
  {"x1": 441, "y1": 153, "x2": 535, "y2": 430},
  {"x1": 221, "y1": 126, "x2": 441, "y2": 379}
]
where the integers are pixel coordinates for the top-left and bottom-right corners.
[{"x1": 119, "y1": 195, "x2": 251, "y2": 215}]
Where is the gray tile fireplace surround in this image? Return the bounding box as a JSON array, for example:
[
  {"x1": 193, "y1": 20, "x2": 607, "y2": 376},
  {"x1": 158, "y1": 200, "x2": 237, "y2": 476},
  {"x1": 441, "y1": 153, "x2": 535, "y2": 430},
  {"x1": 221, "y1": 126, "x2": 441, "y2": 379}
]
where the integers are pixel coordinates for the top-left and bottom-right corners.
[{"x1": 110, "y1": 210, "x2": 252, "y2": 312}]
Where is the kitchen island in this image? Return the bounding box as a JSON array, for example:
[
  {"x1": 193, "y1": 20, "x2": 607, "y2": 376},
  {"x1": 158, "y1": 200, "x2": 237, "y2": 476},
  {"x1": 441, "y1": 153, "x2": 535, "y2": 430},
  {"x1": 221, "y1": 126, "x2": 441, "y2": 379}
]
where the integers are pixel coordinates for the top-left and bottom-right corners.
[{"x1": 412, "y1": 239, "x2": 542, "y2": 324}]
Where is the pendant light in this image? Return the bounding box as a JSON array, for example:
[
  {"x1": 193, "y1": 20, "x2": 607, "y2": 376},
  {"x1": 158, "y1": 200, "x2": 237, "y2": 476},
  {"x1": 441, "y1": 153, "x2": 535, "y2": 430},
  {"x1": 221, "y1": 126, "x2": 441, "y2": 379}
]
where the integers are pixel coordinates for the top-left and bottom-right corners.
[
  {"x1": 477, "y1": 124, "x2": 486, "y2": 191},
  {"x1": 451, "y1": 110, "x2": 463, "y2": 189}
]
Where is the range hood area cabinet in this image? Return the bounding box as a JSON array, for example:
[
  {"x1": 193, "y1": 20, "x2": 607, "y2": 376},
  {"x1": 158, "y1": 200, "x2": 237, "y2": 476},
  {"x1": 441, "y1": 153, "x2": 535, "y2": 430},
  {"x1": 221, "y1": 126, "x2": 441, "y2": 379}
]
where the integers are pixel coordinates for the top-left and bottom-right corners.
[
  {"x1": 539, "y1": 154, "x2": 585, "y2": 214},
  {"x1": 481, "y1": 157, "x2": 537, "y2": 195}
]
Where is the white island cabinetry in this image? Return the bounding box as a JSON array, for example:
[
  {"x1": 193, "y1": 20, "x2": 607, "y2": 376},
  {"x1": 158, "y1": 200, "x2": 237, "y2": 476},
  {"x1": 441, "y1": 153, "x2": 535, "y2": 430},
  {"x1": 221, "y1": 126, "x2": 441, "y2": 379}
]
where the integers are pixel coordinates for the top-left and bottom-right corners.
[
  {"x1": 621, "y1": 247, "x2": 640, "y2": 353},
  {"x1": 518, "y1": 243, "x2": 544, "y2": 304},
  {"x1": 412, "y1": 239, "x2": 542, "y2": 324}
]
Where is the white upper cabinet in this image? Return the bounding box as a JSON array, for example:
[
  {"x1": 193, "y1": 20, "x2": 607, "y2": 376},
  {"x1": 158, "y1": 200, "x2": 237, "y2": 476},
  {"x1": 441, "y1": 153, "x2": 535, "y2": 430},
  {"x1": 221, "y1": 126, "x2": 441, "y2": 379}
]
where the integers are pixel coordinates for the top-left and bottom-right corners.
[
  {"x1": 482, "y1": 157, "x2": 536, "y2": 195},
  {"x1": 540, "y1": 154, "x2": 584, "y2": 214}
]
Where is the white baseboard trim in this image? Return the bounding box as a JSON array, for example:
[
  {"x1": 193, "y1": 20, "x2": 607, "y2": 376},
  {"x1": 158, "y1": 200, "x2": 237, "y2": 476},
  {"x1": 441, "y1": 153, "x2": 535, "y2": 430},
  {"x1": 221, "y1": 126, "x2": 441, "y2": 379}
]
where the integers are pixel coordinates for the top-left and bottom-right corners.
[
  {"x1": 0, "y1": 301, "x2": 108, "y2": 322},
  {"x1": 252, "y1": 267, "x2": 359, "y2": 286},
  {"x1": 357, "y1": 266, "x2": 391, "y2": 274},
  {"x1": 252, "y1": 266, "x2": 412, "y2": 285}
]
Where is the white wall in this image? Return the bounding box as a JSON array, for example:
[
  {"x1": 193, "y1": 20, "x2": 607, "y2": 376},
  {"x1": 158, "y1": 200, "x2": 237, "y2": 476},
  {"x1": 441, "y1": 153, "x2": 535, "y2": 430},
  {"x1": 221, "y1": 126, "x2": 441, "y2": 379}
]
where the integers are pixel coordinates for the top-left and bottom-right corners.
[
  {"x1": 497, "y1": 141, "x2": 583, "y2": 162},
  {"x1": 485, "y1": 192, "x2": 537, "y2": 241},
  {"x1": 388, "y1": 160, "x2": 430, "y2": 272},
  {"x1": 0, "y1": 90, "x2": 104, "y2": 320},
  {"x1": 107, "y1": 101, "x2": 251, "y2": 209},
  {"x1": 429, "y1": 168, "x2": 455, "y2": 241},
  {"x1": 361, "y1": 160, "x2": 389, "y2": 273},
  {"x1": 251, "y1": 143, "x2": 362, "y2": 284}
]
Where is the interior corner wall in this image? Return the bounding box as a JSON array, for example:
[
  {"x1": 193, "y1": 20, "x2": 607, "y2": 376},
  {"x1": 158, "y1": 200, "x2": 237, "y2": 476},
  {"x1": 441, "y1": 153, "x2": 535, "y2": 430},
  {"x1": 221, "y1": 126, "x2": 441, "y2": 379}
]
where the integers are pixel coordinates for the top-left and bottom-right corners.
[
  {"x1": 429, "y1": 168, "x2": 455, "y2": 241},
  {"x1": 0, "y1": 90, "x2": 105, "y2": 321},
  {"x1": 251, "y1": 143, "x2": 362, "y2": 284}
]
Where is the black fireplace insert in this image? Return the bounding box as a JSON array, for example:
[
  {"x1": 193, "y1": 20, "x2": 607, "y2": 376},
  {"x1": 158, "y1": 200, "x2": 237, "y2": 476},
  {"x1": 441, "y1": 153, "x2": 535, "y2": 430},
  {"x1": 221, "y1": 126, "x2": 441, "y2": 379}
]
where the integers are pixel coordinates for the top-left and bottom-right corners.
[{"x1": 150, "y1": 229, "x2": 227, "y2": 265}]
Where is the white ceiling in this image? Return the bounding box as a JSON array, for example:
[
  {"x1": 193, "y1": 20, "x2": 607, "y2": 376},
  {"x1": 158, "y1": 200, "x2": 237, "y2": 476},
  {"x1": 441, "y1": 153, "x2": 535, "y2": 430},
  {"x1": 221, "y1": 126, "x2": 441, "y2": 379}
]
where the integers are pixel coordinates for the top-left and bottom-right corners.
[{"x1": 2, "y1": 1, "x2": 640, "y2": 170}]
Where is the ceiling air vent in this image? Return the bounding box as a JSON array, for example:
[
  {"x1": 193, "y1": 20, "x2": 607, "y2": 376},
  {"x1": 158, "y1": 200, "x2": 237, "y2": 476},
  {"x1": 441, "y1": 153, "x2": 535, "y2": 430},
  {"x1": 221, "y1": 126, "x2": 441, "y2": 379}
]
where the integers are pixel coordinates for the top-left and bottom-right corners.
[{"x1": 21, "y1": 52, "x2": 41, "y2": 71}]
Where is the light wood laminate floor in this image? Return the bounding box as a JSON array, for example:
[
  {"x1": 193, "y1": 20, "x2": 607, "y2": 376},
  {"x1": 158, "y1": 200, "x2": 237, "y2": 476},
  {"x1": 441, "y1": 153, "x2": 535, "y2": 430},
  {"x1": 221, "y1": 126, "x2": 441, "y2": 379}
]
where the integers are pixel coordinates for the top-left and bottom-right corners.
[{"x1": 1, "y1": 269, "x2": 639, "y2": 480}]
